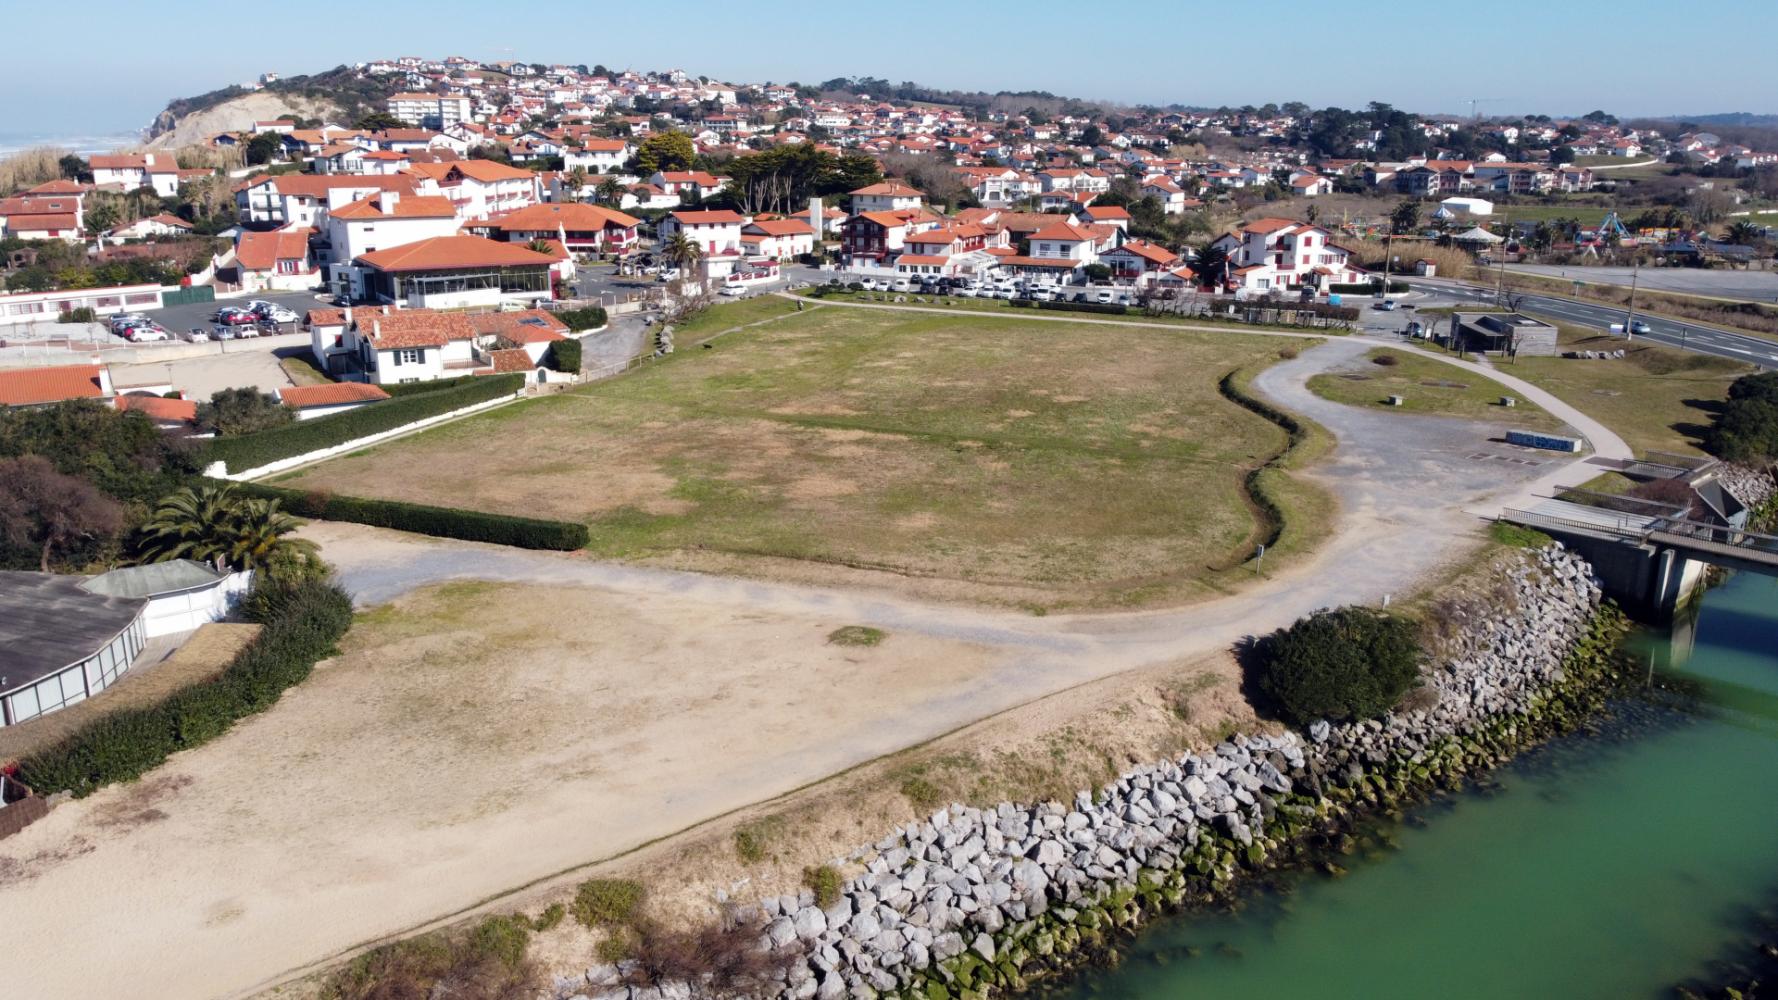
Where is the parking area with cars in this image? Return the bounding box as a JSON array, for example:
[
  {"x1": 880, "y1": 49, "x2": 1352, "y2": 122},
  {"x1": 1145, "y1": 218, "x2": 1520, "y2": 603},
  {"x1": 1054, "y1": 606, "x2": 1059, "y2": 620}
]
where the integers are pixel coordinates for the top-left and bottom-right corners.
[
  {"x1": 142, "y1": 290, "x2": 319, "y2": 342},
  {"x1": 824, "y1": 273, "x2": 1146, "y2": 306}
]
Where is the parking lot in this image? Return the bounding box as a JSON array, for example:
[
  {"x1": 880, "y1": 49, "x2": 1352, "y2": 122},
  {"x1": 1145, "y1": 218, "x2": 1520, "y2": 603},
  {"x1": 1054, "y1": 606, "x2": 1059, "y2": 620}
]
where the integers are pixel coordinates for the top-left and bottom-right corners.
[{"x1": 141, "y1": 289, "x2": 323, "y2": 341}]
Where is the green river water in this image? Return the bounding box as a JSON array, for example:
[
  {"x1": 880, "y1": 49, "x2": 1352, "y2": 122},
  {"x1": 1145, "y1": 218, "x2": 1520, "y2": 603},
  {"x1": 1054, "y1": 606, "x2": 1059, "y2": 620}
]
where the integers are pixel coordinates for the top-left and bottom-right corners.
[{"x1": 1042, "y1": 571, "x2": 1778, "y2": 1000}]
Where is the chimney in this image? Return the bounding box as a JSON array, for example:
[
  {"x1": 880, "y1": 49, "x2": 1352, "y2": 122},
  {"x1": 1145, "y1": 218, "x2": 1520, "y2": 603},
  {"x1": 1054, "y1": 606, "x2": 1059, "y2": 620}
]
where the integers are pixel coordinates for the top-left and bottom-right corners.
[
  {"x1": 371, "y1": 318, "x2": 382, "y2": 342},
  {"x1": 344, "y1": 306, "x2": 354, "y2": 331},
  {"x1": 383, "y1": 190, "x2": 399, "y2": 212}
]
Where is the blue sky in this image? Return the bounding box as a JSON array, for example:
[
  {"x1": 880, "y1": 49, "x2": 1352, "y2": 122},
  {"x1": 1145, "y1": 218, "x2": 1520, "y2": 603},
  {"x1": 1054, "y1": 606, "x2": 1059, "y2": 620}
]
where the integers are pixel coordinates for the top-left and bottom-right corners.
[{"x1": 3, "y1": 0, "x2": 1772, "y2": 135}]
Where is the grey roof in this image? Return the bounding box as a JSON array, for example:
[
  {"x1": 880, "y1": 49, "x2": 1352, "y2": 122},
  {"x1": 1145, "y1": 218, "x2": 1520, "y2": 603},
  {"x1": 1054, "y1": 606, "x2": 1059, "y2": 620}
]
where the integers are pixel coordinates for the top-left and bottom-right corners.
[
  {"x1": 0, "y1": 572, "x2": 147, "y2": 695},
  {"x1": 81, "y1": 559, "x2": 224, "y2": 599}
]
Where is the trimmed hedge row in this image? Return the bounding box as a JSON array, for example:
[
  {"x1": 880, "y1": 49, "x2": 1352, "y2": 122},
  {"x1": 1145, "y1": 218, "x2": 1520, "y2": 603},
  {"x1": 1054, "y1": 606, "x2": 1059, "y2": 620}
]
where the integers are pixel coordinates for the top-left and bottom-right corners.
[
  {"x1": 1009, "y1": 299, "x2": 1130, "y2": 316},
  {"x1": 206, "y1": 374, "x2": 523, "y2": 474},
  {"x1": 551, "y1": 337, "x2": 582, "y2": 372},
  {"x1": 231, "y1": 480, "x2": 591, "y2": 550},
  {"x1": 552, "y1": 306, "x2": 608, "y2": 331},
  {"x1": 15, "y1": 577, "x2": 354, "y2": 797},
  {"x1": 381, "y1": 374, "x2": 484, "y2": 397},
  {"x1": 1217, "y1": 368, "x2": 1314, "y2": 561},
  {"x1": 1329, "y1": 280, "x2": 1409, "y2": 294}
]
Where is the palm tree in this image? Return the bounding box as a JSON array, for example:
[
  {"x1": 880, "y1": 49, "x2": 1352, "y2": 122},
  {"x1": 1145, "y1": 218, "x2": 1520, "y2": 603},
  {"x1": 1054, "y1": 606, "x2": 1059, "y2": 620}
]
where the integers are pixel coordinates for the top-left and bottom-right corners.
[
  {"x1": 526, "y1": 238, "x2": 558, "y2": 256},
  {"x1": 596, "y1": 177, "x2": 625, "y2": 205},
  {"x1": 1726, "y1": 221, "x2": 1761, "y2": 247},
  {"x1": 663, "y1": 231, "x2": 702, "y2": 272},
  {"x1": 134, "y1": 485, "x2": 317, "y2": 575},
  {"x1": 564, "y1": 166, "x2": 590, "y2": 199},
  {"x1": 1191, "y1": 242, "x2": 1230, "y2": 291}
]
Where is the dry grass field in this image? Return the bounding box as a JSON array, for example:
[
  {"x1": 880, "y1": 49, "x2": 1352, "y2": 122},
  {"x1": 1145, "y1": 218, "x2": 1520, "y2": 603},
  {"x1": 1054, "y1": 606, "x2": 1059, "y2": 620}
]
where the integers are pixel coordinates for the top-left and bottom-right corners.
[
  {"x1": 1306, "y1": 347, "x2": 1563, "y2": 428},
  {"x1": 283, "y1": 301, "x2": 1318, "y2": 608}
]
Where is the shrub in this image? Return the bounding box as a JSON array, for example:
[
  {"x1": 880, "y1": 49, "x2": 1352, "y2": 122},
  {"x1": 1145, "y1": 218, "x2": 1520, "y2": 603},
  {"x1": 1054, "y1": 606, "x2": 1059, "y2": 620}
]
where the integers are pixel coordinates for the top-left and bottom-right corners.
[
  {"x1": 1036, "y1": 300, "x2": 1127, "y2": 316},
  {"x1": 228, "y1": 481, "x2": 590, "y2": 550},
  {"x1": 58, "y1": 307, "x2": 97, "y2": 324},
  {"x1": 826, "y1": 625, "x2": 885, "y2": 647},
  {"x1": 1250, "y1": 607, "x2": 1422, "y2": 727},
  {"x1": 204, "y1": 374, "x2": 523, "y2": 474},
  {"x1": 1705, "y1": 371, "x2": 1778, "y2": 463},
  {"x1": 528, "y1": 903, "x2": 566, "y2": 932},
  {"x1": 572, "y1": 879, "x2": 644, "y2": 928},
  {"x1": 326, "y1": 930, "x2": 538, "y2": 1000},
  {"x1": 594, "y1": 934, "x2": 633, "y2": 963},
  {"x1": 197, "y1": 386, "x2": 296, "y2": 437},
  {"x1": 551, "y1": 306, "x2": 607, "y2": 332},
  {"x1": 466, "y1": 915, "x2": 531, "y2": 969},
  {"x1": 803, "y1": 865, "x2": 843, "y2": 908},
  {"x1": 846, "y1": 282, "x2": 863, "y2": 292},
  {"x1": 1278, "y1": 347, "x2": 1299, "y2": 360},
  {"x1": 734, "y1": 814, "x2": 786, "y2": 863},
  {"x1": 619, "y1": 916, "x2": 799, "y2": 998},
  {"x1": 1373, "y1": 352, "x2": 1401, "y2": 367},
  {"x1": 549, "y1": 337, "x2": 582, "y2": 373},
  {"x1": 16, "y1": 577, "x2": 353, "y2": 797}
]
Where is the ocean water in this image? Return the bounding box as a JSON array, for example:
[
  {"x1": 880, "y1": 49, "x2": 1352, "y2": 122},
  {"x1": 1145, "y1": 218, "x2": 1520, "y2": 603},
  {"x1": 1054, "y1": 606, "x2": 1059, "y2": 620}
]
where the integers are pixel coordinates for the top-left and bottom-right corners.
[{"x1": 0, "y1": 131, "x2": 142, "y2": 159}]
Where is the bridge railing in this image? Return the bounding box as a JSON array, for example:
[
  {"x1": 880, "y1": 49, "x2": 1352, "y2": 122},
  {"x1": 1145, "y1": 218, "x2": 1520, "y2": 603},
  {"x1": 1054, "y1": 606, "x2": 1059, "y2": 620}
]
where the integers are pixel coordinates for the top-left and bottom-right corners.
[
  {"x1": 1649, "y1": 516, "x2": 1778, "y2": 557},
  {"x1": 1500, "y1": 508, "x2": 1650, "y2": 540}
]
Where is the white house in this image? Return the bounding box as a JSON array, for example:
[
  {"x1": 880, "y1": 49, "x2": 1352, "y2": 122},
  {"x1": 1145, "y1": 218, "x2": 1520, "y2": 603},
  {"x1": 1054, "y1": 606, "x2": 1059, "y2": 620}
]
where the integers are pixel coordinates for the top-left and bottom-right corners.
[
  {"x1": 848, "y1": 181, "x2": 924, "y2": 215},
  {"x1": 322, "y1": 191, "x2": 460, "y2": 266},
  {"x1": 236, "y1": 174, "x2": 419, "y2": 228},
  {"x1": 106, "y1": 213, "x2": 193, "y2": 241},
  {"x1": 407, "y1": 160, "x2": 540, "y2": 220},
  {"x1": 564, "y1": 138, "x2": 634, "y2": 174},
  {"x1": 1208, "y1": 217, "x2": 1366, "y2": 296},
  {"x1": 740, "y1": 217, "x2": 816, "y2": 259},
  {"x1": 234, "y1": 228, "x2": 318, "y2": 292},
  {"x1": 650, "y1": 170, "x2": 727, "y2": 200},
  {"x1": 1098, "y1": 239, "x2": 1182, "y2": 285},
  {"x1": 658, "y1": 209, "x2": 747, "y2": 256}
]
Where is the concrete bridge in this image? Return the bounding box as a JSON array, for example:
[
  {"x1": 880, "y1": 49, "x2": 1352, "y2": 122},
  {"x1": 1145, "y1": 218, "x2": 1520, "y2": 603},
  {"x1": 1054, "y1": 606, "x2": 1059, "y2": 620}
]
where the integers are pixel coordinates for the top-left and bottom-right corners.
[{"x1": 1502, "y1": 498, "x2": 1778, "y2": 620}]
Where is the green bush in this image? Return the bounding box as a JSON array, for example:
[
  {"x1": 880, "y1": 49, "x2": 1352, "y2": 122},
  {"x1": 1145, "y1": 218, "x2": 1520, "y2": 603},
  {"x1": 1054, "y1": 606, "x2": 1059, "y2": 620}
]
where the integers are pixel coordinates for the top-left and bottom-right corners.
[
  {"x1": 380, "y1": 374, "x2": 485, "y2": 397},
  {"x1": 1328, "y1": 280, "x2": 1409, "y2": 295},
  {"x1": 551, "y1": 306, "x2": 607, "y2": 331},
  {"x1": 58, "y1": 307, "x2": 97, "y2": 324},
  {"x1": 1037, "y1": 299, "x2": 1127, "y2": 316},
  {"x1": 528, "y1": 902, "x2": 566, "y2": 932},
  {"x1": 572, "y1": 879, "x2": 645, "y2": 928},
  {"x1": 1251, "y1": 607, "x2": 1422, "y2": 727},
  {"x1": 204, "y1": 374, "x2": 523, "y2": 474},
  {"x1": 16, "y1": 577, "x2": 353, "y2": 797},
  {"x1": 466, "y1": 915, "x2": 531, "y2": 969},
  {"x1": 229, "y1": 481, "x2": 590, "y2": 550},
  {"x1": 1705, "y1": 371, "x2": 1778, "y2": 463},
  {"x1": 803, "y1": 865, "x2": 843, "y2": 908},
  {"x1": 550, "y1": 337, "x2": 582, "y2": 373}
]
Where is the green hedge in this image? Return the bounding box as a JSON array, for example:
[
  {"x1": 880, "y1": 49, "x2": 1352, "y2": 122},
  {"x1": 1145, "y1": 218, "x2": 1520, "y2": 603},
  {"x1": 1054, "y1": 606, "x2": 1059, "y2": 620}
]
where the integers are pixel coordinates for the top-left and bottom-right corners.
[
  {"x1": 205, "y1": 374, "x2": 523, "y2": 474},
  {"x1": 1009, "y1": 299, "x2": 1129, "y2": 316},
  {"x1": 1329, "y1": 281, "x2": 1409, "y2": 294},
  {"x1": 552, "y1": 306, "x2": 607, "y2": 331},
  {"x1": 381, "y1": 375, "x2": 484, "y2": 397},
  {"x1": 551, "y1": 337, "x2": 582, "y2": 373},
  {"x1": 232, "y1": 481, "x2": 591, "y2": 550},
  {"x1": 15, "y1": 577, "x2": 353, "y2": 797}
]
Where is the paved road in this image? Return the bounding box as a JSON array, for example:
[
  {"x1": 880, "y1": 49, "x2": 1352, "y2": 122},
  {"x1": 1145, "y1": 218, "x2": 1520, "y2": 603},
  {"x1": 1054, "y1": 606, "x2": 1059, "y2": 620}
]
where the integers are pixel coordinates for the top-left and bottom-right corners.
[
  {"x1": 1404, "y1": 276, "x2": 1778, "y2": 369},
  {"x1": 1503, "y1": 264, "x2": 1778, "y2": 304}
]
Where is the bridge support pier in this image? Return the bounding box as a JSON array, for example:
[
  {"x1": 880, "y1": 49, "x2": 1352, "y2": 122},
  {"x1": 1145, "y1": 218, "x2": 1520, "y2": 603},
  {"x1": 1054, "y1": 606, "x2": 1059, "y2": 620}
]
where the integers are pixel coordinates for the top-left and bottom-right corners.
[{"x1": 1533, "y1": 532, "x2": 1705, "y2": 623}]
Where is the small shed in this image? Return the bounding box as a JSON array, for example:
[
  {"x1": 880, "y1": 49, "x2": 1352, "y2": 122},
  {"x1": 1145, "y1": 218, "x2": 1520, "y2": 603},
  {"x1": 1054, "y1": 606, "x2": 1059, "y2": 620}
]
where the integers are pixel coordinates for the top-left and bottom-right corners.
[
  {"x1": 1453, "y1": 312, "x2": 1558, "y2": 357},
  {"x1": 1414, "y1": 259, "x2": 1438, "y2": 277},
  {"x1": 81, "y1": 560, "x2": 249, "y2": 638},
  {"x1": 0, "y1": 573, "x2": 147, "y2": 727}
]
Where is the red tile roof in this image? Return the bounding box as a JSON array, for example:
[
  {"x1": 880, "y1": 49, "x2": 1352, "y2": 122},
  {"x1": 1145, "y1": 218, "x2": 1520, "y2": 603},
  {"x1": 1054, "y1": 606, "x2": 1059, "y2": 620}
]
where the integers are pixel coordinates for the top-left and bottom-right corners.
[
  {"x1": 355, "y1": 235, "x2": 557, "y2": 272},
  {"x1": 670, "y1": 209, "x2": 746, "y2": 225},
  {"x1": 490, "y1": 202, "x2": 641, "y2": 232},
  {"x1": 488, "y1": 348, "x2": 535, "y2": 373},
  {"x1": 114, "y1": 394, "x2": 197, "y2": 422},
  {"x1": 468, "y1": 309, "x2": 568, "y2": 343},
  {"x1": 850, "y1": 181, "x2": 923, "y2": 197},
  {"x1": 0, "y1": 364, "x2": 108, "y2": 407},
  {"x1": 364, "y1": 310, "x2": 478, "y2": 350},
  {"x1": 328, "y1": 194, "x2": 458, "y2": 220},
  {"x1": 277, "y1": 383, "x2": 392, "y2": 408},
  {"x1": 236, "y1": 229, "x2": 311, "y2": 271}
]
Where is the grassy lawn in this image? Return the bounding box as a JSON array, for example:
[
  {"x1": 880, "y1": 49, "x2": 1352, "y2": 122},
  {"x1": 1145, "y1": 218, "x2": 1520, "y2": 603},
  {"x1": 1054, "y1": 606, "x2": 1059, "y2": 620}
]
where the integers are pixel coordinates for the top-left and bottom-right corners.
[
  {"x1": 279, "y1": 354, "x2": 333, "y2": 386},
  {"x1": 1502, "y1": 328, "x2": 1753, "y2": 457},
  {"x1": 1306, "y1": 348, "x2": 1560, "y2": 428},
  {"x1": 283, "y1": 300, "x2": 1329, "y2": 608},
  {"x1": 802, "y1": 287, "x2": 1352, "y2": 335}
]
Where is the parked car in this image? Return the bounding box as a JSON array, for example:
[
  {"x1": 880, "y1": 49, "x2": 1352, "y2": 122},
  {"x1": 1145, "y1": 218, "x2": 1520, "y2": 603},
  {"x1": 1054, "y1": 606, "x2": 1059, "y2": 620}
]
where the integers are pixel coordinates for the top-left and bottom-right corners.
[
  {"x1": 210, "y1": 325, "x2": 237, "y2": 340},
  {"x1": 108, "y1": 313, "x2": 148, "y2": 332},
  {"x1": 1375, "y1": 299, "x2": 1399, "y2": 311},
  {"x1": 1094, "y1": 288, "x2": 1116, "y2": 304},
  {"x1": 214, "y1": 307, "x2": 256, "y2": 325},
  {"x1": 128, "y1": 326, "x2": 170, "y2": 342},
  {"x1": 235, "y1": 324, "x2": 262, "y2": 338},
  {"x1": 719, "y1": 284, "x2": 748, "y2": 298},
  {"x1": 185, "y1": 327, "x2": 211, "y2": 342},
  {"x1": 253, "y1": 303, "x2": 299, "y2": 323}
]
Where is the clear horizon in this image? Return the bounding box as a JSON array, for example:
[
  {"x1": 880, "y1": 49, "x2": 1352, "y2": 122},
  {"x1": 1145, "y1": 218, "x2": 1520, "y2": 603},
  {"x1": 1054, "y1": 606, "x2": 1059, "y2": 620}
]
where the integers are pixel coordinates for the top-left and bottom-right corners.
[{"x1": 2, "y1": 0, "x2": 1773, "y2": 134}]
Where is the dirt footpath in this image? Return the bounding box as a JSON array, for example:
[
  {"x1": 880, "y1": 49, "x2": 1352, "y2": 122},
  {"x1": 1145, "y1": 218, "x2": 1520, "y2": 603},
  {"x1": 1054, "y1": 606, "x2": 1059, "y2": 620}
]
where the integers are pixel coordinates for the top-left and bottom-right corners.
[{"x1": 0, "y1": 581, "x2": 1009, "y2": 1000}]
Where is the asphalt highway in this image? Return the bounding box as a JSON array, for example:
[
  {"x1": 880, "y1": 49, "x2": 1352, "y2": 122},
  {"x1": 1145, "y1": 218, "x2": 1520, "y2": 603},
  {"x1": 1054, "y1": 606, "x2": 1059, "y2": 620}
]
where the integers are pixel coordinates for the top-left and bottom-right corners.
[{"x1": 1404, "y1": 278, "x2": 1778, "y2": 369}]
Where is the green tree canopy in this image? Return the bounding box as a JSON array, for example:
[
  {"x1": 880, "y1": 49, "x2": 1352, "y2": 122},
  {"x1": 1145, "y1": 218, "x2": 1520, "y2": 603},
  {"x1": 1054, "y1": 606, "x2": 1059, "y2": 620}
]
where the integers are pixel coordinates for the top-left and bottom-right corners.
[
  {"x1": 636, "y1": 131, "x2": 696, "y2": 176},
  {"x1": 196, "y1": 388, "x2": 296, "y2": 437},
  {"x1": 1251, "y1": 607, "x2": 1422, "y2": 727}
]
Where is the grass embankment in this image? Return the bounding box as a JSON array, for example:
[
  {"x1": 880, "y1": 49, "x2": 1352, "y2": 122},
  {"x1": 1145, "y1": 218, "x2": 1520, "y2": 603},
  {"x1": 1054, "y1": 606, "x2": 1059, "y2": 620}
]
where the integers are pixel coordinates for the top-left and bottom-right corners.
[
  {"x1": 800, "y1": 287, "x2": 1353, "y2": 335},
  {"x1": 1504, "y1": 327, "x2": 1753, "y2": 456},
  {"x1": 1306, "y1": 348, "x2": 1560, "y2": 428},
  {"x1": 283, "y1": 300, "x2": 1329, "y2": 608}
]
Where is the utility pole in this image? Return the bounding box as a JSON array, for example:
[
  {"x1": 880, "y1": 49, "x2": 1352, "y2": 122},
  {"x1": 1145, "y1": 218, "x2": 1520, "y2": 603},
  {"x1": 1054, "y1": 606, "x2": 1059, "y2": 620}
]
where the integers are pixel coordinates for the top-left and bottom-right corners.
[
  {"x1": 1624, "y1": 256, "x2": 1640, "y2": 341},
  {"x1": 1494, "y1": 214, "x2": 1509, "y2": 308}
]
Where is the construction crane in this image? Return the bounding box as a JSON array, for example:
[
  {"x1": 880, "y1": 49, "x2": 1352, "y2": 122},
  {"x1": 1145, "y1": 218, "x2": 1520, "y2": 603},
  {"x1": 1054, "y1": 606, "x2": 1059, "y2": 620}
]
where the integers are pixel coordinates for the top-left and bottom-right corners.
[{"x1": 1466, "y1": 98, "x2": 1507, "y2": 122}]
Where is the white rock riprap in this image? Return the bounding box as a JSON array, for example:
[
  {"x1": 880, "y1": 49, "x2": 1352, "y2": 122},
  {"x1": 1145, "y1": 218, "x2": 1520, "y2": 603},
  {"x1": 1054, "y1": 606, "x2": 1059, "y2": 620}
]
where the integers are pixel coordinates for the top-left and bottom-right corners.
[{"x1": 563, "y1": 546, "x2": 1607, "y2": 1000}]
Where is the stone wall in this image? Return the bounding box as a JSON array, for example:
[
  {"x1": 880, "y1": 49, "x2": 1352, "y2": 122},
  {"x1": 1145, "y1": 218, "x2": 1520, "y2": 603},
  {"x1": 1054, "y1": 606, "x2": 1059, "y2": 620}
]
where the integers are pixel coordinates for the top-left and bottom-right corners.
[{"x1": 561, "y1": 545, "x2": 1614, "y2": 1000}]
